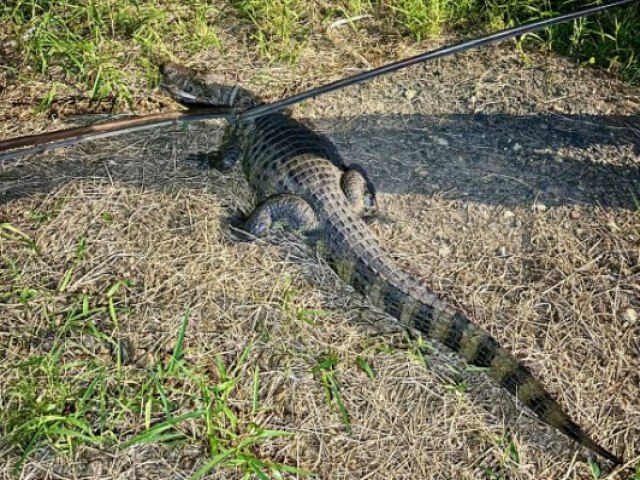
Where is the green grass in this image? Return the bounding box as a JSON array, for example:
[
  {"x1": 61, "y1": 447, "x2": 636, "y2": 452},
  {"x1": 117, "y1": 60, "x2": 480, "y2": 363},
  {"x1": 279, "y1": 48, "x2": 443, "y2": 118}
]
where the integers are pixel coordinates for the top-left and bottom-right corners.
[
  {"x1": 2, "y1": 304, "x2": 307, "y2": 477},
  {"x1": 383, "y1": 0, "x2": 481, "y2": 40},
  {"x1": 0, "y1": 0, "x2": 223, "y2": 106},
  {"x1": 375, "y1": 0, "x2": 639, "y2": 82},
  {"x1": 479, "y1": 435, "x2": 523, "y2": 479},
  {"x1": 312, "y1": 354, "x2": 352, "y2": 434},
  {"x1": 0, "y1": 0, "x2": 637, "y2": 108},
  {"x1": 479, "y1": 0, "x2": 640, "y2": 83},
  {"x1": 0, "y1": 247, "x2": 308, "y2": 478},
  {"x1": 229, "y1": 0, "x2": 310, "y2": 62},
  {"x1": 0, "y1": 223, "x2": 39, "y2": 252}
]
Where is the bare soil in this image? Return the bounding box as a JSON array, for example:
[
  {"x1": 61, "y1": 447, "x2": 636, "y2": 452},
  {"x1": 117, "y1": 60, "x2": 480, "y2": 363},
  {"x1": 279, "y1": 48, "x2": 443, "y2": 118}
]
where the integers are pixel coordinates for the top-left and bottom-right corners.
[{"x1": 1, "y1": 37, "x2": 639, "y2": 480}]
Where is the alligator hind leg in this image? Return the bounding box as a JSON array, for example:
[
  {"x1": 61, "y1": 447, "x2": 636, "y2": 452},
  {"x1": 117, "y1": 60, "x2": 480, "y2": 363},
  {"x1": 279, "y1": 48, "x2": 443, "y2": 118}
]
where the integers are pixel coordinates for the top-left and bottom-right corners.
[
  {"x1": 341, "y1": 165, "x2": 377, "y2": 217},
  {"x1": 244, "y1": 194, "x2": 317, "y2": 238}
]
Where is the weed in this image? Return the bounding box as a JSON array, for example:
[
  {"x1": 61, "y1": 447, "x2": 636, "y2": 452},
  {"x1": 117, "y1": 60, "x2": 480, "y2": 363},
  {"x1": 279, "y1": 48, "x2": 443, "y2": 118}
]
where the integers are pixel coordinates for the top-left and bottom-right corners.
[
  {"x1": 280, "y1": 274, "x2": 331, "y2": 325},
  {"x1": 1, "y1": 286, "x2": 306, "y2": 477},
  {"x1": 57, "y1": 235, "x2": 88, "y2": 292},
  {"x1": 0, "y1": 223, "x2": 38, "y2": 252},
  {"x1": 444, "y1": 379, "x2": 470, "y2": 396},
  {"x1": 229, "y1": 0, "x2": 310, "y2": 62},
  {"x1": 483, "y1": 467, "x2": 505, "y2": 479},
  {"x1": 24, "y1": 208, "x2": 51, "y2": 225},
  {"x1": 477, "y1": 435, "x2": 522, "y2": 478},
  {"x1": 37, "y1": 82, "x2": 60, "y2": 111},
  {"x1": 374, "y1": 342, "x2": 395, "y2": 355},
  {"x1": 355, "y1": 354, "x2": 376, "y2": 380},
  {"x1": 506, "y1": 438, "x2": 520, "y2": 465},
  {"x1": 312, "y1": 354, "x2": 352, "y2": 433},
  {"x1": 0, "y1": 0, "x2": 637, "y2": 109},
  {"x1": 0, "y1": 0, "x2": 224, "y2": 105},
  {"x1": 386, "y1": 0, "x2": 446, "y2": 41},
  {"x1": 121, "y1": 410, "x2": 204, "y2": 448},
  {"x1": 588, "y1": 457, "x2": 601, "y2": 479},
  {"x1": 465, "y1": 364, "x2": 491, "y2": 373},
  {"x1": 407, "y1": 335, "x2": 432, "y2": 370},
  {"x1": 252, "y1": 365, "x2": 261, "y2": 416}
]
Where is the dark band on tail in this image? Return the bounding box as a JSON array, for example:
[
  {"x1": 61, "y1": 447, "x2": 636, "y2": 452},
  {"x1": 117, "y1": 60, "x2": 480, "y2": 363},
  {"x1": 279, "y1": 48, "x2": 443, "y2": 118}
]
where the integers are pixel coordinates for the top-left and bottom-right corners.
[
  {"x1": 469, "y1": 336, "x2": 499, "y2": 367},
  {"x1": 444, "y1": 312, "x2": 470, "y2": 351},
  {"x1": 501, "y1": 364, "x2": 531, "y2": 392},
  {"x1": 406, "y1": 292, "x2": 622, "y2": 464}
]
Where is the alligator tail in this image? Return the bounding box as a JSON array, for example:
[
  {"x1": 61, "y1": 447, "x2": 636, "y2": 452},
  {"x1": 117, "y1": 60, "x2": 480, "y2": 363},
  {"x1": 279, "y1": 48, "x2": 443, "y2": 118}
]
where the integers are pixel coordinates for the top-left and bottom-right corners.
[
  {"x1": 328, "y1": 239, "x2": 620, "y2": 463},
  {"x1": 416, "y1": 303, "x2": 621, "y2": 464}
]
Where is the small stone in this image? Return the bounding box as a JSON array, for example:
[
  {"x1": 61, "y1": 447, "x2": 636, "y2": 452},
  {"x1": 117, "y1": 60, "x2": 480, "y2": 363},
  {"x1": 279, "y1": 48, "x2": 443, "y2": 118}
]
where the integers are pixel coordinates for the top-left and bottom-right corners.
[
  {"x1": 414, "y1": 167, "x2": 429, "y2": 177},
  {"x1": 497, "y1": 246, "x2": 507, "y2": 257},
  {"x1": 503, "y1": 210, "x2": 515, "y2": 219},
  {"x1": 404, "y1": 89, "x2": 417, "y2": 100},
  {"x1": 534, "y1": 203, "x2": 547, "y2": 212},
  {"x1": 621, "y1": 308, "x2": 637, "y2": 324},
  {"x1": 433, "y1": 136, "x2": 449, "y2": 147}
]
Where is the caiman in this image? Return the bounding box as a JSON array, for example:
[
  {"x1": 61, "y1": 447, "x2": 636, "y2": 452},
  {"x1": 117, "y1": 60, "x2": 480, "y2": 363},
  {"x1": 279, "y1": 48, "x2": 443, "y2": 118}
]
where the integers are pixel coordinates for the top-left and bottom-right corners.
[{"x1": 160, "y1": 62, "x2": 621, "y2": 464}]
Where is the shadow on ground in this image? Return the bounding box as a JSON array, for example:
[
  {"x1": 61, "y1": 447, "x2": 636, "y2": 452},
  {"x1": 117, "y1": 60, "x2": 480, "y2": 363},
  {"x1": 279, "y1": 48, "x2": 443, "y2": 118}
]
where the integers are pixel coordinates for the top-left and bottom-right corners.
[
  {"x1": 1, "y1": 112, "x2": 639, "y2": 210},
  {"x1": 324, "y1": 112, "x2": 640, "y2": 210},
  {"x1": 1, "y1": 110, "x2": 638, "y2": 477}
]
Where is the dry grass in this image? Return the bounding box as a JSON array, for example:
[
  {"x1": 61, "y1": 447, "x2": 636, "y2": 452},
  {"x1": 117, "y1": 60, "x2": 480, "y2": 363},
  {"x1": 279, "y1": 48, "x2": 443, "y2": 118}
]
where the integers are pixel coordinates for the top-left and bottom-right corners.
[{"x1": 1, "y1": 40, "x2": 640, "y2": 480}]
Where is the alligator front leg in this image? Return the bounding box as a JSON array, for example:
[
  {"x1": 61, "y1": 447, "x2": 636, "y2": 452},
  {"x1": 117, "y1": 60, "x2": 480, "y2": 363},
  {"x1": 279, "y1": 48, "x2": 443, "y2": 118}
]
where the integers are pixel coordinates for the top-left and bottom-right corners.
[
  {"x1": 341, "y1": 165, "x2": 377, "y2": 217},
  {"x1": 244, "y1": 194, "x2": 317, "y2": 238},
  {"x1": 190, "y1": 124, "x2": 241, "y2": 170},
  {"x1": 210, "y1": 125, "x2": 242, "y2": 170}
]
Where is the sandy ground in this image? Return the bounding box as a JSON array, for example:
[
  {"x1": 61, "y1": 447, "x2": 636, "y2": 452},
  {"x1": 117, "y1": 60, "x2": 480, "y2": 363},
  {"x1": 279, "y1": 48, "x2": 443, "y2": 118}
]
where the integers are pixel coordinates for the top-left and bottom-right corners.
[{"x1": 1, "y1": 36, "x2": 640, "y2": 480}]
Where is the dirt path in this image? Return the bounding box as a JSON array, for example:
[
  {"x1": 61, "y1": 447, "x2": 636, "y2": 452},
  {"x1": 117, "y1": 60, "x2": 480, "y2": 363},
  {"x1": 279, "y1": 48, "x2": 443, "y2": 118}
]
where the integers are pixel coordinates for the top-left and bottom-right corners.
[{"x1": 1, "y1": 44, "x2": 639, "y2": 479}]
